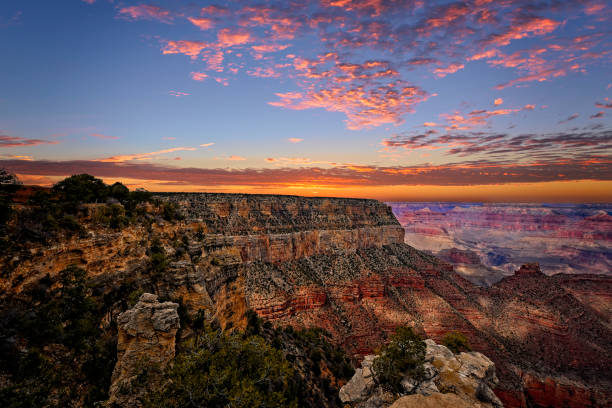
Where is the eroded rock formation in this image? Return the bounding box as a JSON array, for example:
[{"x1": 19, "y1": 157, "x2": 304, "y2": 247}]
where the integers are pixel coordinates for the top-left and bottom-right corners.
[
  {"x1": 107, "y1": 293, "x2": 180, "y2": 407},
  {"x1": 339, "y1": 339, "x2": 502, "y2": 408}
]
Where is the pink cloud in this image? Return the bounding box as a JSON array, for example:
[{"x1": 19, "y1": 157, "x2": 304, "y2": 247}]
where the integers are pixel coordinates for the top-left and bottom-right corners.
[
  {"x1": 96, "y1": 147, "x2": 197, "y2": 163},
  {"x1": 485, "y1": 16, "x2": 560, "y2": 47},
  {"x1": 433, "y1": 63, "x2": 464, "y2": 78},
  {"x1": 168, "y1": 91, "x2": 190, "y2": 97},
  {"x1": 217, "y1": 28, "x2": 251, "y2": 48},
  {"x1": 252, "y1": 44, "x2": 290, "y2": 53},
  {"x1": 0, "y1": 134, "x2": 59, "y2": 148},
  {"x1": 91, "y1": 133, "x2": 119, "y2": 140},
  {"x1": 118, "y1": 4, "x2": 173, "y2": 23},
  {"x1": 288, "y1": 138, "x2": 303, "y2": 143},
  {"x1": 163, "y1": 40, "x2": 208, "y2": 59},
  {"x1": 188, "y1": 17, "x2": 214, "y2": 30},
  {"x1": 190, "y1": 72, "x2": 208, "y2": 81},
  {"x1": 495, "y1": 68, "x2": 567, "y2": 90},
  {"x1": 270, "y1": 81, "x2": 429, "y2": 130}
]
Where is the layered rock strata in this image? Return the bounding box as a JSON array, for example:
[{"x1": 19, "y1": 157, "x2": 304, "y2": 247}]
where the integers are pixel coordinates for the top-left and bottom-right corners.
[
  {"x1": 107, "y1": 293, "x2": 180, "y2": 408},
  {"x1": 2, "y1": 193, "x2": 610, "y2": 408}
]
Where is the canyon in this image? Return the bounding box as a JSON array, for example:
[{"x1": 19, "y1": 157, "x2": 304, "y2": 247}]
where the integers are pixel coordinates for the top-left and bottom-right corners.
[
  {"x1": 1, "y1": 192, "x2": 610, "y2": 407},
  {"x1": 390, "y1": 202, "x2": 612, "y2": 286}
]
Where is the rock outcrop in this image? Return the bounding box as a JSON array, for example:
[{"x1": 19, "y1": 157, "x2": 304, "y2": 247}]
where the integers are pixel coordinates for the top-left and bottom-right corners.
[
  {"x1": 339, "y1": 339, "x2": 502, "y2": 408},
  {"x1": 107, "y1": 293, "x2": 180, "y2": 407}
]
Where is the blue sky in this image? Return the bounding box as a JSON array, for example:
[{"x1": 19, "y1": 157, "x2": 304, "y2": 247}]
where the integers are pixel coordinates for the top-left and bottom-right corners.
[{"x1": 1, "y1": 0, "x2": 611, "y2": 201}]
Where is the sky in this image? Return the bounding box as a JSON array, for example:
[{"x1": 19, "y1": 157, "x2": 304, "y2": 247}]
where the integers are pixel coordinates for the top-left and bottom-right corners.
[{"x1": 0, "y1": 0, "x2": 611, "y2": 202}]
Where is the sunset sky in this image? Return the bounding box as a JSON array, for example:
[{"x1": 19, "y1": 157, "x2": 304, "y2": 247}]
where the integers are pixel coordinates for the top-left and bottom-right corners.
[{"x1": 1, "y1": 0, "x2": 611, "y2": 201}]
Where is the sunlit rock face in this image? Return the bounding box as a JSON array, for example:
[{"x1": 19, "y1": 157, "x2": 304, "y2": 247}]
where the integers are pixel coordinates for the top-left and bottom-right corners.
[{"x1": 389, "y1": 202, "x2": 612, "y2": 286}]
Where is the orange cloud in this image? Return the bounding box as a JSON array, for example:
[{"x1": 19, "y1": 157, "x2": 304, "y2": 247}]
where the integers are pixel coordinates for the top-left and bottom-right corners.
[
  {"x1": 227, "y1": 155, "x2": 246, "y2": 160},
  {"x1": 288, "y1": 138, "x2": 303, "y2": 143},
  {"x1": 190, "y1": 72, "x2": 208, "y2": 81},
  {"x1": 188, "y1": 17, "x2": 214, "y2": 30},
  {"x1": 433, "y1": 63, "x2": 464, "y2": 78},
  {"x1": 163, "y1": 40, "x2": 208, "y2": 59},
  {"x1": 494, "y1": 98, "x2": 503, "y2": 106},
  {"x1": 495, "y1": 68, "x2": 567, "y2": 89},
  {"x1": 252, "y1": 44, "x2": 290, "y2": 53},
  {"x1": 217, "y1": 28, "x2": 251, "y2": 47},
  {"x1": 118, "y1": 5, "x2": 172, "y2": 23},
  {"x1": 97, "y1": 147, "x2": 197, "y2": 163},
  {"x1": 485, "y1": 16, "x2": 560, "y2": 47},
  {"x1": 200, "y1": 143, "x2": 215, "y2": 147},
  {"x1": 0, "y1": 134, "x2": 59, "y2": 148},
  {"x1": 270, "y1": 81, "x2": 429, "y2": 130}
]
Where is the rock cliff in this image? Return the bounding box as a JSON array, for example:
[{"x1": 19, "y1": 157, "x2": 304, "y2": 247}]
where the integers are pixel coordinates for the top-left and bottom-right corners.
[
  {"x1": 107, "y1": 293, "x2": 180, "y2": 407},
  {"x1": 1, "y1": 193, "x2": 610, "y2": 407}
]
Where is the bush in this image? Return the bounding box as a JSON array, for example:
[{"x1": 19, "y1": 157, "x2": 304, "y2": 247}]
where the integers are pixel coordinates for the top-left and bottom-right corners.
[
  {"x1": 372, "y1": 327, "x2": 426, "y2": 393},
  {"x1": 146, "y1": 324, "x2": 299, "y2": 408},
  {"x1": 52, "y1": 174, "x2": 108, "y2": 205},
  {"x1": 442, "y1": 331, "x2": 471, "y2": 354}
]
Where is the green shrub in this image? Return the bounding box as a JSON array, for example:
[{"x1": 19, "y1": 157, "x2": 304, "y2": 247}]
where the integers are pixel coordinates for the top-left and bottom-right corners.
[
  {"x1": 372, "y1": 327, "x2": 426, "y2": 393},
  {"x1": 442, "y1": 331, "x2": 472, "y2": 354},
  {"x1": 146, "y1": 324, "x2": 299, "y2": 408}
]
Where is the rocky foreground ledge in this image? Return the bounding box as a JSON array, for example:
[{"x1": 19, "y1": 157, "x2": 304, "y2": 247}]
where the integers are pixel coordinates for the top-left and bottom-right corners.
[{"x1": 340, "y1": 339, "x2": 503, "y2": 408}]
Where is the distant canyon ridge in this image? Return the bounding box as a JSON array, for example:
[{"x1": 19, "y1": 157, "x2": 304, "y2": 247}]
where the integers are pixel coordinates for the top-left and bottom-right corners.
[{"x1": 389, "y1": 203, "x2": 612, "y2": 286}]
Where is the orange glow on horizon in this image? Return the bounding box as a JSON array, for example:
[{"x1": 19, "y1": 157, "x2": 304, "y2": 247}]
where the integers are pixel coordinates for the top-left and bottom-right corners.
[{"x1": 16, "y1": 174, "x2": 612, "y2": 203}]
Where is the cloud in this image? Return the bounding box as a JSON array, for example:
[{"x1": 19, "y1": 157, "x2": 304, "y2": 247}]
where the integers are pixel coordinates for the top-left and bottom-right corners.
[
  {"x1": 252, "y1": 44, "x2": 290, "y2": 53},
  {"x1": 381, "y1": 129, "x2": 612, "y2": 161},
  {"x1": 168, "y1": 90, "x2": 190, "y2": 97},
  {"x1": 0, "y1": 134, "x2": 59, "y2": 148},
  {"x1": 288, "y1": 138, "x2": 303, "y2": 143},
  {"x1": 494, "y1": 98, "x2": 503, "y2": 106},
  {"x1": 91, "y1": 133, "x2": 119, "y2": 140},
  {"x1": 96, "y1": 147, "x2": 197, "y2": 163},
  {"x1": 227, "y1": 155, "x2": 246, "y2": 160},
  {"x1": 0, "y1": 154, "x2": 32, "y2": 161},
  {"x1": 118, "y1": 5, "x2": 173, "y2": 23},
  {"x1": 217, "y1": 28, "x2": 251, "y2": 47},
  {"x1": 495, "y1": 68, "x2": 567, "y2": 90},
  {"x1": 190, "y1": 72, "x2": 208, "y2": 81},
  {"x1": 559, "y1": 113, "x2": 579, "y2": 124},
  {"x1": 187, "y1": 17, "x2": 214, "y2": 30},
  {"x1": 163, "y1": 136, "x2": 176, "y2": 140},
  {"x1": 3, "y1": 153, "x2": 610, "y2": 189},
  {"x1": 270, "y1": 81, "x2": 429, "y2": 130},
  {"x1": 433, "y1": 63, "x2": 464, "y2": 78},
  {"x1": 483, "y1": 16, "x2": 560, "y2": 47},
  {"x1": 200, "y1": 143, "x2": 215, "y2": 147},
  {"x1": 163, "y1": 41, "x2": 208, "y2": 59},
  {"x1": 595, "y1": 100, "x2": 612, "y2": 109},
  {"x1": 590, "y1": 111, "x2": 604, "y2": 119}
]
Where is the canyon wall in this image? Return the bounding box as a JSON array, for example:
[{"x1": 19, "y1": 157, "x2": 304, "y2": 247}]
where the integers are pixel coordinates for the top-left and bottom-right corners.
[
  {"x1": 2, "y1": 193, "x2": 610, "y2": 407},
  {"x1": 390, "y1": 202, "x2": 612, "y2": 286}
]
